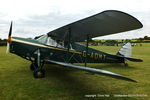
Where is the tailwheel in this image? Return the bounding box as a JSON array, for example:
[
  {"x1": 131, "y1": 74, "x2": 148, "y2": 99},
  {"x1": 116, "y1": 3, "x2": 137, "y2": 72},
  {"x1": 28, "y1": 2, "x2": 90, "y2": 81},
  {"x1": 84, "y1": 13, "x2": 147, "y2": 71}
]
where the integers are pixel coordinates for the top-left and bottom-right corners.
[
  {"x1": 33, "y1": 69, "x2": 45, "y2": 78},
  {"x1": 124, "y1": 58, "x2": 128, "y2": 67},
  {"x1": 124, "y1": 63, "x2": 128, "y2": 67}
]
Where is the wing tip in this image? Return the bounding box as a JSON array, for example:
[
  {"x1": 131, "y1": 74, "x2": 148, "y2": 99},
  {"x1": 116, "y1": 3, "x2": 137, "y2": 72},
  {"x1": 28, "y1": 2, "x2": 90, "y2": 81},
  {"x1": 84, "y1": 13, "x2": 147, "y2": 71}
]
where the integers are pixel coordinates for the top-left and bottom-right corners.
[
  {"x1": 125, "y1": 78, "x2": 137, "y2": 83},
  {"x1": 103, "y1": 10, "x2": 143, "y2": 29}
]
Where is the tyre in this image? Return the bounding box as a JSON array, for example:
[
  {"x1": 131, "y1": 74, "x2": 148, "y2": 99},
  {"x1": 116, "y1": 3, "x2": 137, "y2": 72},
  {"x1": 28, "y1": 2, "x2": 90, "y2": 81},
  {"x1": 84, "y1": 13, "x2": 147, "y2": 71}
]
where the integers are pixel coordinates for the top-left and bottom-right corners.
[{"x1": 33, "y1": 69, "x2": 45, "y2": 78}]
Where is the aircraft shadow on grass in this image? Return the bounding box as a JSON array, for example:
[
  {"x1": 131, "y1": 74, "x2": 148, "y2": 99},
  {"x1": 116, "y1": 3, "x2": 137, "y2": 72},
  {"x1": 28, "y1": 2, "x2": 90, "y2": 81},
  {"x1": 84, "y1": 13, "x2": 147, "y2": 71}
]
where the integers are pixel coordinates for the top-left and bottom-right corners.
[
  {"x1": 44, "y1": 64, "x2": 110, "y2": 95},
  {"x1": 42, "y1": 63, "x2": 136, "y2": 98}
]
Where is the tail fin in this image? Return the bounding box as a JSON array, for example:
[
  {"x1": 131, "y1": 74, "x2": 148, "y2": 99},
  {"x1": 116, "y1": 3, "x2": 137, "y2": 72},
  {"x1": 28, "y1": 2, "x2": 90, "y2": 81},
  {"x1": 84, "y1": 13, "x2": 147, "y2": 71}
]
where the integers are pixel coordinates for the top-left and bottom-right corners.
[
  {"x1": 117, "y1": 42, "x2": 132, "y2": 57},
  {"x1": 117, "y1": 42, "x2": 143, "y2": 62}
]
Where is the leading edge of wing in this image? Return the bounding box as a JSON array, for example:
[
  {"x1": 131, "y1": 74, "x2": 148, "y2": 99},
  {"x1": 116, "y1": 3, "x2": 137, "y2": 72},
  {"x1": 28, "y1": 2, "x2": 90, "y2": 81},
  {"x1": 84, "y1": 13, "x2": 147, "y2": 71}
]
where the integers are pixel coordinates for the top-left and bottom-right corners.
[{"x1": 45, "y1": 59, "x2": 137, "y2": 82}]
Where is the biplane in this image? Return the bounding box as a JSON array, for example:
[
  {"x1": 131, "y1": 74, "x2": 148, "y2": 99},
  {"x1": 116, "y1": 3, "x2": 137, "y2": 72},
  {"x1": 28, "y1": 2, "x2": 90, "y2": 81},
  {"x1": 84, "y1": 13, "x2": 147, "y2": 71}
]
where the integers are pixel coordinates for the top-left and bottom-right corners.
[{"x1": 7, "y1": 10, "x2": 143, "y2": 82}]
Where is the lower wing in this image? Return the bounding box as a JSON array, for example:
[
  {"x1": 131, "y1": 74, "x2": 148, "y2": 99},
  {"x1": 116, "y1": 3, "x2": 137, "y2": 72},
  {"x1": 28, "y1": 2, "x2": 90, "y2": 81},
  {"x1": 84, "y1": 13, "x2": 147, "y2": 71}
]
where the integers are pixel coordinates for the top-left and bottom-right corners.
[{"x1": 44, "y1": 59, "x2": 136, "y2": 82}]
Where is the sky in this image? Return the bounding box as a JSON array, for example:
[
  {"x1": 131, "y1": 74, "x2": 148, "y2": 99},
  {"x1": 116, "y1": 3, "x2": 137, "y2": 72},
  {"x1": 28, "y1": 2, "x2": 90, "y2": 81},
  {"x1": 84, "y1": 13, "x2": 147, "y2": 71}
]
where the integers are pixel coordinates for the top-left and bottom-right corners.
[{"x1": 0, "y1": 0, "x2": 150, "y2": 40}]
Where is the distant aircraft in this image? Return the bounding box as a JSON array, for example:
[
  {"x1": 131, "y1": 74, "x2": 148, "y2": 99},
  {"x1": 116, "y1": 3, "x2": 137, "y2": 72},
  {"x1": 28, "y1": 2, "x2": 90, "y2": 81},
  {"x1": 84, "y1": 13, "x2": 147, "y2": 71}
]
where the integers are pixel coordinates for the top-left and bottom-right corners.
[{"x1": 7, "y1": 10, "x2": 143, "y2": 82}]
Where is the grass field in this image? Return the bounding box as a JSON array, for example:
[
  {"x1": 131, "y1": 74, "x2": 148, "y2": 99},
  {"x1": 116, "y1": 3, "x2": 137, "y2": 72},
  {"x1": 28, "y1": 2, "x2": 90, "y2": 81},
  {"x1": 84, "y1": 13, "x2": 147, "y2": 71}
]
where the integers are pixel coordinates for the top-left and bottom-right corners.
[{"x1": 0, "y1": 44, "x2": 150, "y2": 100}]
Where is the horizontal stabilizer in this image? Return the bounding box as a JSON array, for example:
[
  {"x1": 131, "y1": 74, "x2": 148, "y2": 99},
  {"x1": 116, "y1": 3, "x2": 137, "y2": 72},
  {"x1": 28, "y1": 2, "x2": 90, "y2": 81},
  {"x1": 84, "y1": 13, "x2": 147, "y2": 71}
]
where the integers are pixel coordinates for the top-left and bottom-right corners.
[
  {"x1": 45, "y1": 59, "x2": 136, "y2": 82},
  {"x1": 124, "y1": 57, "x2": 143, "y2": 62}
]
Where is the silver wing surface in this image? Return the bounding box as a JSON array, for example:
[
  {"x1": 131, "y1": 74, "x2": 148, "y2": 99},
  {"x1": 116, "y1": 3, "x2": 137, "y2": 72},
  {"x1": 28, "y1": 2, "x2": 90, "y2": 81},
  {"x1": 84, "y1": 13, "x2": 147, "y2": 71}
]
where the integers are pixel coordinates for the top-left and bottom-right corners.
[{"x1": 45, "y1": 59, "x2": 137, "y2": 82}]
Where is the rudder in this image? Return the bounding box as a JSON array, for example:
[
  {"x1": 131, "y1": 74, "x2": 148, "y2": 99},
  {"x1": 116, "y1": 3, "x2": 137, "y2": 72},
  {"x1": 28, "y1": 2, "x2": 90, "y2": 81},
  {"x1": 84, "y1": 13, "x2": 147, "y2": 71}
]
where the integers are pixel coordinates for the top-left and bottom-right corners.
[{"x1": 117, "y1": 42, "x2": 132, "y2": 57}]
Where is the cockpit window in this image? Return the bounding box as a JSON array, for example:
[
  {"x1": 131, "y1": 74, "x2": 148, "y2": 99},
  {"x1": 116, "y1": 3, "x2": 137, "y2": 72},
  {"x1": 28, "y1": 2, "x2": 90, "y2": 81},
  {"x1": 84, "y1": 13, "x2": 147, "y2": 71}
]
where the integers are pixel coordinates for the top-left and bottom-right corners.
[
  {"x1": 46, "y1": 37, "x2": 57, "y2": 47},
  {"x1": 36, "y1": 35, "x2": 48, "y2": 44},
  {"x1": 46, "y1": 37, "x2": 73, "y2": 50},
  {"x1": 37, "y1": 35, "x2": 74, "y2": 50}
]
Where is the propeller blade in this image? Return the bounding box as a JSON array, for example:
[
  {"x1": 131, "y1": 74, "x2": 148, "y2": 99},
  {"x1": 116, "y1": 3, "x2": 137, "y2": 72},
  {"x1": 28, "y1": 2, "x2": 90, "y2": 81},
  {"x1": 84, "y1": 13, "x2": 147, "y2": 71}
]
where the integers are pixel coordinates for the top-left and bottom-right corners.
[
  {"x1": 6, "y1": 43, "x2": 10, "y2": 54},
  {"x1": 6, "y1": 21, "x2": 13, "y2": 54}
]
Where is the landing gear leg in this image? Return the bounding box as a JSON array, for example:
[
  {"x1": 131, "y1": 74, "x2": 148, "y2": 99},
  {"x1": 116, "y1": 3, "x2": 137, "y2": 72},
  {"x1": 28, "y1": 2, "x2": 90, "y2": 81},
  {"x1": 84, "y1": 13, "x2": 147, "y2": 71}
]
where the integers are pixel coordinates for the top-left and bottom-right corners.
[
  {"x1": 30, "y1": 59, "x2": 44, "y2": 71},
  {"x1": 30, "y1": 58, "x2": 38, "y2": 71},
  {"x1": 32, "y1": 49, "x2": 45, "y2": 78},
  {"x1": 30, "y1": 62, "x2": 37, "y2": 71}
]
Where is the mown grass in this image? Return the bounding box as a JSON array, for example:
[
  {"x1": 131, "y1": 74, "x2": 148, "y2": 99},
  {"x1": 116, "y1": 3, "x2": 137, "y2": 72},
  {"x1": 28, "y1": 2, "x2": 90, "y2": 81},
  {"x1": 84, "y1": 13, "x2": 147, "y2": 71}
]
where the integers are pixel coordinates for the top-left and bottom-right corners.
[{"x1": 0, "y1": 43, "x2": 150, "y2": 100}]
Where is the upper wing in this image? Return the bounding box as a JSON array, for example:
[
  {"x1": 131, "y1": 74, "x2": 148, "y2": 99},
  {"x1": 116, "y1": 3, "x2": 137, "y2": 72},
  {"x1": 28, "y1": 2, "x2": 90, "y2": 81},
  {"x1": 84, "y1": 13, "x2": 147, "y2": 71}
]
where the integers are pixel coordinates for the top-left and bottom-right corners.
[
  {"x1": 48, "y1": 10, "x2": 143, "y2": 42},
  {"x1": 45, "y1": 59, "x2": 137, "y2": 82}
]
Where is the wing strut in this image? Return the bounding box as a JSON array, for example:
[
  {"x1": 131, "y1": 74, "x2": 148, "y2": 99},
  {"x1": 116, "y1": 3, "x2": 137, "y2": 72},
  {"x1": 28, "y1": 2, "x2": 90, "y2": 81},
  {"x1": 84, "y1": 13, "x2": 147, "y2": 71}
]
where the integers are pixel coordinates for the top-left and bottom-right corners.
[
  {"x1": 67, "y1": 27, "x2": 71, "y2": 63},
  {"x1": 85, "y1": 34, "x2": 89, "y2": 67}
]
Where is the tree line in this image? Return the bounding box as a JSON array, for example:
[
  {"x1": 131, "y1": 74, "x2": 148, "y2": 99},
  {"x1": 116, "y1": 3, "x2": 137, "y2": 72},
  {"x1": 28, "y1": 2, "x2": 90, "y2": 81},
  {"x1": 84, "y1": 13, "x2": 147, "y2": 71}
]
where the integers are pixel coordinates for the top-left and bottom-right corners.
[
  {"x1": 0, "y1": 39, "x2": 7, "y2": 46},
  {"x1": 0, "y1": 36, "x2": 150, "y2": 46}
]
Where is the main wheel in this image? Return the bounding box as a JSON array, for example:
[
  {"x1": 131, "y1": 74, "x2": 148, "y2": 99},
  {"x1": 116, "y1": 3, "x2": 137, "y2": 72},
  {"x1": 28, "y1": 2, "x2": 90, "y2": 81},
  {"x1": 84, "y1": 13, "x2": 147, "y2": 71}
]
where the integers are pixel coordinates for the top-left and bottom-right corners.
[{"x1": 33, "y1": 69, "x2": 45, "y2": 78}]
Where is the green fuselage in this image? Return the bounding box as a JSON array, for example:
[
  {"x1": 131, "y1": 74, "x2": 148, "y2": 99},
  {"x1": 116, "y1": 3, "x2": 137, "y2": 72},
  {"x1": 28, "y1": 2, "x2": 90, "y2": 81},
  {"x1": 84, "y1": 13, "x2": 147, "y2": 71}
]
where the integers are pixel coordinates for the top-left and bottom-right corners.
[{"x1": 10, "y1": 37, "x2": 124, "y2": 64}]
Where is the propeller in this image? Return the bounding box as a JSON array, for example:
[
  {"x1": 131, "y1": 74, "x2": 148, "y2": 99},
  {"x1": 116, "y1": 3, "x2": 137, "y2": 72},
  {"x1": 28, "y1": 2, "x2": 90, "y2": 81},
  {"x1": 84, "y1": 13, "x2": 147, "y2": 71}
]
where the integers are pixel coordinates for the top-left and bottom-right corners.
[{"x1": 6, "y1": 21, "x2": 13, "y2": 53}]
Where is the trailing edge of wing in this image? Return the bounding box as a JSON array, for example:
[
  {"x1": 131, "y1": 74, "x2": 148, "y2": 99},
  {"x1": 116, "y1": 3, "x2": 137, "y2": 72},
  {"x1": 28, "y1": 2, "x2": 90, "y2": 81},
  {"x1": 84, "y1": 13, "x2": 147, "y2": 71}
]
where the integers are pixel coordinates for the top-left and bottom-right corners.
[
  {"x1": 48, "y1": 10, "x2": 143, "y2": 42},
  {"x1": 45, "y1": 59, "x2": 137, "y2": 82}
]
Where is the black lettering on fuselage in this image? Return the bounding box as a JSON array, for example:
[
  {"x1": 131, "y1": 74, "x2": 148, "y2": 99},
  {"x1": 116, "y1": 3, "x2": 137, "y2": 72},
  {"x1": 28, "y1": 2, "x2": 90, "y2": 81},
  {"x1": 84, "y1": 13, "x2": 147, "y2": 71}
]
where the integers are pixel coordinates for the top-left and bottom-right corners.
[{"x1": 82, "y1": 51, "x2": 106, "y2": 60}]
